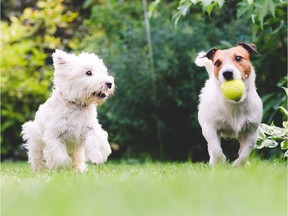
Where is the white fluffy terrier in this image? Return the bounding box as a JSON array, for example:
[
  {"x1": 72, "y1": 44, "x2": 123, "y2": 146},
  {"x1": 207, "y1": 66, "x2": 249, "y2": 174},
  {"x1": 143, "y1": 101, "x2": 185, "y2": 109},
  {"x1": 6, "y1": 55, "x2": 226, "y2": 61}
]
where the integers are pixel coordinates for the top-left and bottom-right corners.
[
  {"x1": 22, "y1": 50, "x2": 114, "y2": 172},
  {"x1": 195, "y1": 42, "x2": 262, "y2": 167}
]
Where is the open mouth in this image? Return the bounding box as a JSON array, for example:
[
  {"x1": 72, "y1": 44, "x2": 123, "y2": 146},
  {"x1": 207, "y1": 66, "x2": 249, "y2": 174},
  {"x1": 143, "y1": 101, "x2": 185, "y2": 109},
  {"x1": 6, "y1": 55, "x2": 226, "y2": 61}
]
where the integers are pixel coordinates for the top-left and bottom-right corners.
[{"x1": 92, "y1": 92, "x2": 106, "y2": 99}]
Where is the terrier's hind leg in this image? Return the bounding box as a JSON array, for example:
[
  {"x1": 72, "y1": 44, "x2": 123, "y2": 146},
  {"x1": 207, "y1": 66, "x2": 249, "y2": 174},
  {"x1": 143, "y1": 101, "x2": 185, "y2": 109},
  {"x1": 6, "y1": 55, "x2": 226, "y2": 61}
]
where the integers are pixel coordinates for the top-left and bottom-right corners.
[{"x1": 202, "y1": 125, "x2": 226, "y2": 166}]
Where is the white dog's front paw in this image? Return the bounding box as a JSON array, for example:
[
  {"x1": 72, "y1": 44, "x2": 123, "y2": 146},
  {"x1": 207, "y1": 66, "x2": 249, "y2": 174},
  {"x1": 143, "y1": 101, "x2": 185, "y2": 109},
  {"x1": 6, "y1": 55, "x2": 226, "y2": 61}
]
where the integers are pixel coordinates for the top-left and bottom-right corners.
[
  {"x1": 73, "y1": 163, "x2": 88, "y2": 172},
  {"x1": 44, "y1": 146, "x2": 72, "y2": 170},
  {"x1": 86, "y1": 147, "x2": 111, "y2": 165},
  {"x1": 85, "y1": 132, "x2": 112, "y2": 164}
]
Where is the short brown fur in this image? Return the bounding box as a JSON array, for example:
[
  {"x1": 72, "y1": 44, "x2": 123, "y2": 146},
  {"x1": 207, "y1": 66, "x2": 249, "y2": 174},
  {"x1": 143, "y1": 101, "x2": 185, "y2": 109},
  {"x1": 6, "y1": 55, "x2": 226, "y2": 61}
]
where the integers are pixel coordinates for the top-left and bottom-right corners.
[{"x1": 211, "y1": 46, "x2": 252, "y2": 80}]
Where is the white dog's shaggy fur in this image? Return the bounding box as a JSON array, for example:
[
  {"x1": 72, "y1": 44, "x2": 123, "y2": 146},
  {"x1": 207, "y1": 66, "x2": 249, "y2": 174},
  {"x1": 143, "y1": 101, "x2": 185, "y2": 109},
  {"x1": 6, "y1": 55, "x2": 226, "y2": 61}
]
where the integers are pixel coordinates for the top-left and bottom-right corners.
[
  {"x1": 195, "y1": 43, "x2": 262, "y2": 167},
  {"x1": 22, "y1": 50, "x2": 114, "y2": 172}
]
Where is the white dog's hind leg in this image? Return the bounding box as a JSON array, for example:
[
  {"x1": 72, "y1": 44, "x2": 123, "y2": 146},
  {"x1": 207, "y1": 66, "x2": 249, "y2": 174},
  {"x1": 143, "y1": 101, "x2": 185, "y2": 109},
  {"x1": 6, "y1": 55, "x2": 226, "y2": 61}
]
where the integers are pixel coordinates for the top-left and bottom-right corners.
[
  {"x1": 43, "y1": 135, "x2": 72, "y2": 170},
  {"x1": 85, "y1": 128, "x2": 111, "y2": 165},
  {"x1": 233, "y1": 132, "x2": 257, "y2": 167},
  {"x1": 71, "y1": 146, "x2": 87, "y2": 172},
  {"x1": 202, "y1": 125, "x2": 226, "y2": 166},
  {"x1": 25, "y1": 141, "x2": 46, "y2": 171}
]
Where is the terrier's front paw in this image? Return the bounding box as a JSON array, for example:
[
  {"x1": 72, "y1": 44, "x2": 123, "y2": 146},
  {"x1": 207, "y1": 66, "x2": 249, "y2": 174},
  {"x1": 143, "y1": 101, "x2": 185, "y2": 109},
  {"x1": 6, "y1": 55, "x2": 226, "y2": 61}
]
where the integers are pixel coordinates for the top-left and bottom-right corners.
[
  {"x1": 232, "y1": 158, "x2": 249, "y2": 167},
  {"x1": 209, "y1": 153, "x2": 226, "y2": 167}
]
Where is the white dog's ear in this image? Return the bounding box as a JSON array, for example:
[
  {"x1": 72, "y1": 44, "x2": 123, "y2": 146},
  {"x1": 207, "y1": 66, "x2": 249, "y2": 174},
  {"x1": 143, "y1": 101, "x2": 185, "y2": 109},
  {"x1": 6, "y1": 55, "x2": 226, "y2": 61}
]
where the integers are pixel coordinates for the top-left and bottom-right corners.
[{"x1": 52, "y1": 49, "x2": 73, "y2": 68}]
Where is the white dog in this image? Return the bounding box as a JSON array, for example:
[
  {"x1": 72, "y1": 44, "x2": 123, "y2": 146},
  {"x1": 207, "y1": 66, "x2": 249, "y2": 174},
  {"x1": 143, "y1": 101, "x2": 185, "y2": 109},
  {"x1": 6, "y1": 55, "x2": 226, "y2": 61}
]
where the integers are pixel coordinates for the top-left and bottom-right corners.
[
  {"x1": 22, "y1": 50, "x2": 114, "y2": 172},
  {"x1": 195, "y1": 42, "x2": 262, "y2": 167}
]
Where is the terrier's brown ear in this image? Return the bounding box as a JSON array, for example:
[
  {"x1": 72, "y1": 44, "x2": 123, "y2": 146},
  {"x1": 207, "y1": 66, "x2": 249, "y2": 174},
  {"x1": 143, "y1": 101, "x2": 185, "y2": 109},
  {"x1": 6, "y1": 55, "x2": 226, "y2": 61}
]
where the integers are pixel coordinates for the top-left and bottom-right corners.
[
  {"x1": 205, "y1": 48, "x2": 218, "y2": 60},
  {"x1": 239, "y1": 42, "x2": 260, "y2": 55}
]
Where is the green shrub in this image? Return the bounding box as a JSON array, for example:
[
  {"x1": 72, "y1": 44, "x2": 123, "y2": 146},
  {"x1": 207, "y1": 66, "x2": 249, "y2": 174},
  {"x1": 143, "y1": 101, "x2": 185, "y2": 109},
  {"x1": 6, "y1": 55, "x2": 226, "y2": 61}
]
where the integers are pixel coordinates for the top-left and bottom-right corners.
[
  {"x1": 256, "y1": 87, "x2": 288, "y2": 157},
  {"x1": 1, "y1": 0, "x2": 78, "y2": 158}
]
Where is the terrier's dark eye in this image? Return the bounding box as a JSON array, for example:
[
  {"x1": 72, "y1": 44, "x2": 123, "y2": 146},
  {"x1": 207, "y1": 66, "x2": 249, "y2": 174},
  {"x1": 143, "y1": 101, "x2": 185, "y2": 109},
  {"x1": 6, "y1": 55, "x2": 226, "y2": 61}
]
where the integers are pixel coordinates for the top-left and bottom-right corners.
[
  {"x1": 235, "y1": 56, "x2": 242, "y2": 62},
  {"x1": 86, "y1": 71, "x2": 92, "y2": 76},
  {"x1": 215, "y1": 60, "x2": 222, "y2": 67}
]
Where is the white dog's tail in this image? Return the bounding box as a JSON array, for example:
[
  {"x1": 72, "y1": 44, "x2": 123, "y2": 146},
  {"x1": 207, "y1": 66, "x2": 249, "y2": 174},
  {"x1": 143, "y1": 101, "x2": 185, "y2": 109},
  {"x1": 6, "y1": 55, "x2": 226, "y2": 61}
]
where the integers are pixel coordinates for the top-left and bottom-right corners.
[
  {"x1": 21, "y1": 121, "x2": 42, "y2": 150},
  {"x1": 22, "y1": 121, "x2": 46, "y2": 171},
  {"x1": 195, "y1": 51, "x2": 214, "y2": 75}
]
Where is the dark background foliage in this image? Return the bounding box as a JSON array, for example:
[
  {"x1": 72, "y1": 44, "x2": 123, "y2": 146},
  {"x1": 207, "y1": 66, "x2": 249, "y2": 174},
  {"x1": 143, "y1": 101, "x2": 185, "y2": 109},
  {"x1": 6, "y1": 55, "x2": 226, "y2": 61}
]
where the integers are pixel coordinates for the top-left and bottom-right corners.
[{"x1": 1, "y1": 0, "x2": 287, "y2": 161}]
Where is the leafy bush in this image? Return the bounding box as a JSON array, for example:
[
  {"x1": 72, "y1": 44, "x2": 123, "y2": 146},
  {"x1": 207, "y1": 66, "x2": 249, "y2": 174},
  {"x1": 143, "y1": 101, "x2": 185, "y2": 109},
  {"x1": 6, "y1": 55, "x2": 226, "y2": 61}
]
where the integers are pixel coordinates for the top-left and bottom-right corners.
[
  {"x1": 1, "y1": 0, "x2": 78, "y2": 158},
  {"x1": 256, "y1": 88, "x2": 288, "y2": 157}
]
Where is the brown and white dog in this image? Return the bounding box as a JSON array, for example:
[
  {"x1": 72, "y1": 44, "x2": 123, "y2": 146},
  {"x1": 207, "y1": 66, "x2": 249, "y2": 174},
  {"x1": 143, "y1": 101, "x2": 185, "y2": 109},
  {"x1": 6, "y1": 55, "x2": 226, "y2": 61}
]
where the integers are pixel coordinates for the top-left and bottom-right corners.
[{"x1": 195, "y1": 42, "x2": 263, "y2": 167}]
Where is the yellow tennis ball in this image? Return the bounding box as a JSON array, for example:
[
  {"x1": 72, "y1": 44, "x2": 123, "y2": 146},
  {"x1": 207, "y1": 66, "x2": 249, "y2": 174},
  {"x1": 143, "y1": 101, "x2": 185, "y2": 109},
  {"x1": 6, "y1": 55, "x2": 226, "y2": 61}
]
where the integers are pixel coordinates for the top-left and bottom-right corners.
[{"x1": 221, "y1": 80, "x2": 245, "y2": 101}]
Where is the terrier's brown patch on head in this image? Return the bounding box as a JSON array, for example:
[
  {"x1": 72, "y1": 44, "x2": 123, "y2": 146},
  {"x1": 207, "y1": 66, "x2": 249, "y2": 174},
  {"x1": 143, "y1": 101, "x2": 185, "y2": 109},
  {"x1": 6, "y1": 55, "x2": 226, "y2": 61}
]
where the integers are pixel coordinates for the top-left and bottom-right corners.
[{"x1": 207, "y1": 46, "x2": 253, "y2": 80}]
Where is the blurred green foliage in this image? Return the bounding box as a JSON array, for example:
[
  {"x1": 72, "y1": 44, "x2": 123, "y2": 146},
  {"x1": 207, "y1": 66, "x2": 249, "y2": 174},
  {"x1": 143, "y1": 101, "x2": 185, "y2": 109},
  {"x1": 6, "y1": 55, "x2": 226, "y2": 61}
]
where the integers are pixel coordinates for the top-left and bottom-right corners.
[
  {"x1": 256, "y1": 87, "x2": 288, "y2": 157},
  {"x1": 1, "y1": 0, "x2": 287, "y2": 161},
  {"x1": 1, "y1": 0, "x2": 78, "y2": 157}
]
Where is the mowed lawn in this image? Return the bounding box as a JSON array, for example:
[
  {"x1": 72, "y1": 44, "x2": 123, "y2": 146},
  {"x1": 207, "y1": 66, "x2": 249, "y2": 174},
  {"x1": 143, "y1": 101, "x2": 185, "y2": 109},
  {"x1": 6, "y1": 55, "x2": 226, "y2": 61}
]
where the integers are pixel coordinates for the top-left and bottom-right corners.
[{"x1": 1, "y1": 160, "x2": 287, "y2": 216}]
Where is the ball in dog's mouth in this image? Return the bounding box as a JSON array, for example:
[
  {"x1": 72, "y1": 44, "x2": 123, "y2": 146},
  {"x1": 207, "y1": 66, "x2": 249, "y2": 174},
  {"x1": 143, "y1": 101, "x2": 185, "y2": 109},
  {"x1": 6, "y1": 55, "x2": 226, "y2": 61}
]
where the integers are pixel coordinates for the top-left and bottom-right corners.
[{"x1": 92, "y1": 92, "x2": 106, "y2": 98}]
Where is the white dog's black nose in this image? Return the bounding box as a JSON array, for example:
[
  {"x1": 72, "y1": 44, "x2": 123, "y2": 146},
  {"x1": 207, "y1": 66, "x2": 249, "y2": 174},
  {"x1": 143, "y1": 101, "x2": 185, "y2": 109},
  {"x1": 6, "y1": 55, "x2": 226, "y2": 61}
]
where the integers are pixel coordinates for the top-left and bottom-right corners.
[
  {"x1": 106, "y1": 82, "x2": 112, "y2": 89},
  {"x1": 223, "y1": 71, "x2": 233, "y2": 80}
]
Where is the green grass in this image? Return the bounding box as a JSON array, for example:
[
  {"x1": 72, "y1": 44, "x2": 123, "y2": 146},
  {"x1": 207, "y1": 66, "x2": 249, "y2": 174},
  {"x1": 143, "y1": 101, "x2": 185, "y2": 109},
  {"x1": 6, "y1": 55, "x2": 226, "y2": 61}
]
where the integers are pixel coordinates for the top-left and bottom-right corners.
[{"x1": 1, "y1": 160, "x2": 287, "y2": 216}]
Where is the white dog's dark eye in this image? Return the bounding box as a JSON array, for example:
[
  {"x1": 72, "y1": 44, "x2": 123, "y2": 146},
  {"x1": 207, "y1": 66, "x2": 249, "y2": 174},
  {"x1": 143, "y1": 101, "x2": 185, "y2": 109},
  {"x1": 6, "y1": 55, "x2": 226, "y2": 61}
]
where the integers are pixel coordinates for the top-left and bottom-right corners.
[
  {"x1": 215, "y1": 60, "x2": 222, "y2": 67},
  {"x1": 235, "y1": 56, "x2": 242, "y2": 62},
  {"x1": 86, "y1": 71, "x2": 92, "y2": 76}
]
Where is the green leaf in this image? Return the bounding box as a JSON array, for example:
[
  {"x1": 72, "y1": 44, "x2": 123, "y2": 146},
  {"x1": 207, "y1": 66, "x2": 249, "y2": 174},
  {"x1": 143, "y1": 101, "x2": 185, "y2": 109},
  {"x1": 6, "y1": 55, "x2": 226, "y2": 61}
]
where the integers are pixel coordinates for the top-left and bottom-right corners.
[
  {"x1": 148, "y1": 0, "x2": 162, "y2": 18},
  {"x1": 267, "y1": 0, "x2": 276, "y2": 18},
  {"x1": 283, "y1": 121, "x2": 288, "y2": 129},
  {"x1": 255, "y1": 140, "x2": 265, "y2": 149},
  {"x1": 172, "y1": 11, "x2": 182, "y2": 28},
  {"x1": 255, "y1": 0, "x2": 277, "y2": 28},
  {"x1": 216, "y1": 0, "x2": 225, "y2": 8},
  {"x1": 257, "y1": 125, "x2": 266, "y2": 141},
  {"x1": 278, "y1": 106, "x2": 288, "y2": 117},
  {"x1": 236, "y1": 2, "x2": 253, "y2": 19},
  {"x1": 83, "y1": 0, "x2": 95, "y2": 9},
  {"x1": 205, "y1": 2, "x2": 218, "y2": 16},
  {"x1": 178, "y1": 5, "x2": 190, "y2": 16},
  {"x1": 280, "y1": 140, "x2": 288, "y2": 150},
  {"x1": 282, "y1": 87, "x2": 288, "y2": 96},
  {"x1": 262, "y1": 139, "x2": 279, "y2": 148},
  {"x1": 259, "y1": 123, "x2": 273, "y2": 135}
]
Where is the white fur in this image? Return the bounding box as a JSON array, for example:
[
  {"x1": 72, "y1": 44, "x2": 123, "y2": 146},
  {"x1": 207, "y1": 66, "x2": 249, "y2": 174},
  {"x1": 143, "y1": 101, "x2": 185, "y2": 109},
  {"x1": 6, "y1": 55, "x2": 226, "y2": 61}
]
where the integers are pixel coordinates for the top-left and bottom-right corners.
[
  {"x1": 22, "y1": 50, "x2": 114, "y2": 172},
  {"x1": 195, "y1": 52, "x2": 262, "y2": 167}
]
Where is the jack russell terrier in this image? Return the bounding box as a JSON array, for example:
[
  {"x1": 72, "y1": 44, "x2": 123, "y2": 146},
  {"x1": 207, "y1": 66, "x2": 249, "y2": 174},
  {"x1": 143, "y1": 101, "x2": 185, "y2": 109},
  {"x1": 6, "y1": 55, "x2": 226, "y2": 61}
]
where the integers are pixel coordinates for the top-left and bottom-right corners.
[{"x1": 195, "y1": 42, "x2": 263, "y2": 167}]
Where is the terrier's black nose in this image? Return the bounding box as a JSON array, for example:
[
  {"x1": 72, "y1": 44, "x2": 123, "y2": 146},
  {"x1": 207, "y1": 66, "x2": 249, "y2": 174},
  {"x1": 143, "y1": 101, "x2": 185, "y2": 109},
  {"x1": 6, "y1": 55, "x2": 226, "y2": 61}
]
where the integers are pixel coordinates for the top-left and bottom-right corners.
[
  {"x1": 106, "y1": 82, "x2": 112, "y2": 89},
  {"x1": 223, "y1": 71, "x2": 233, "y2": 80}
]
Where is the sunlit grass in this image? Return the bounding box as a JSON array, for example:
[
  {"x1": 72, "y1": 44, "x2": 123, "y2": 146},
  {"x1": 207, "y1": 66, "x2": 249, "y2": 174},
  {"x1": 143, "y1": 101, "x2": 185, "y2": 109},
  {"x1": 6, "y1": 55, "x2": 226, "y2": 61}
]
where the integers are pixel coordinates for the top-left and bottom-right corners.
[{"x1": 1, "y1": 160, "x2": 287, "y2": 216}]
